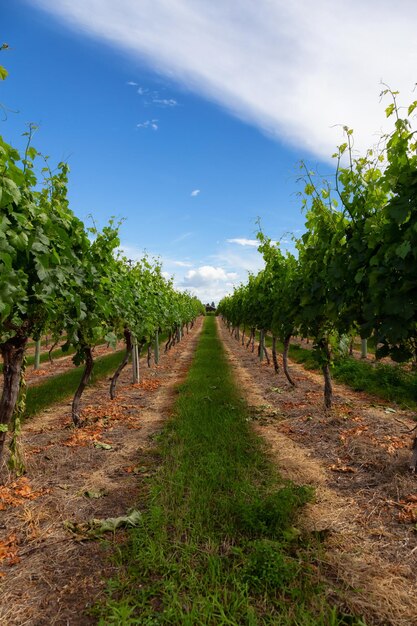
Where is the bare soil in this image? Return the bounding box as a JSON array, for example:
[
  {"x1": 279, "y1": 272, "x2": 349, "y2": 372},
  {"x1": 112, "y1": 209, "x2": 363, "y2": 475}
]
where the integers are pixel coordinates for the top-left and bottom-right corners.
[
  {"x1": 218, "y1": 320, "x2": 417, "y2": 626},
  {"x1": 0, "y1": 320, "x2": 202, "y2": 626}
]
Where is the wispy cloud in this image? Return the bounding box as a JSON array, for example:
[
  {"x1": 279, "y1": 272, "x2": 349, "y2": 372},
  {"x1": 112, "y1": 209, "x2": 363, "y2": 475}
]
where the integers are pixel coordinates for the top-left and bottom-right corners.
[
  {"x1": 31, "y1": 0, "x2": 417, "y2": 159},
  {"x1": 190, "y1": 189, "x2": 200, "y2": 197},
  {"x1": 153, "y1": 97, "x2": 178, "y2": 107},
  {"x1": 227, "y1": 237, "x2": 289, "y2": 249},
  {"x1": 137, "y1": 119, "x2": 159, "y2": 130},
  {"x1": 173, "y1": 260, "x2": 193, "y2": 267},
  {"x1": 171, "y1": 231, "x2": 193, "y2": 244},
  {"x1": 127, "y1": 80, "x2": 137, "y2": 86},
  {"x1": 227, "y1": 238, "x2": 258, "y2": 247},
  {"x1": 135, "y1": 87, "x2": 179, "y2": 107}
]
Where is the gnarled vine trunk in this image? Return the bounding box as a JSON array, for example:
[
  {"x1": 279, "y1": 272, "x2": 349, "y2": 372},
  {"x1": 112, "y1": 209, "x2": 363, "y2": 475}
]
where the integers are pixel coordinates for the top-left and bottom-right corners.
[
  {"x1": 320, "y1": 339, "x2": 333, "y2": 408},
  {"x1": 48, "y1": 338, "x2": 60, "y2": 363},
  {"x1": 258, "y1": 330, "x2": 263, "y2": 360},
  {"x1": 322, "y1": 362, "x2": 333, "y2": 408},
  {"x1": 72, "y1": 347, "x2": 94, "y2": 427},
  {"x1": 110, "y1": 328, "x2": 132, "y2": 400},
  {"x1": 272, "y1": 335, "x2": 279, "y2": 374},
  {"x1": 283, "y1": 334, "x2": 295, "y2": 387},
  {"x1": 165, "y1": 333, "x2": 172, "y2": 353},
  {"x1": 0, "y1": 336, "x2": 28, "y2": 459}
]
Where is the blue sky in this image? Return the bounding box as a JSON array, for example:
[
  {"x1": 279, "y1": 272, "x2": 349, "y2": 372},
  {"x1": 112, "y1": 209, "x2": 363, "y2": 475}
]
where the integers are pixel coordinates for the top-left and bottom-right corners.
[{"x1": 2, "y1": 1, "x2": 417, "y2": 303}]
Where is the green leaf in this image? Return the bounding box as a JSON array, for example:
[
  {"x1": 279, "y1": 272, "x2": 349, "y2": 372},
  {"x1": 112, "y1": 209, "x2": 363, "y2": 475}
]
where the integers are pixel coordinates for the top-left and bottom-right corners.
[
  {"x1": 396, "y1": 240, "x2": 411, "y2": 259},
  {"x1": 93, "y1": 441, "x2": 113, "y2": 450},
  {"x1": 0, "y1": 252, "x2": 12, "y2": 270},
  {"x1": 354, "y1": 268, "x2": 365, "y2": 284},
  {"x1": 0, "y1": 178, "x2": 21, "y2": 206},
  {"x1": 27, "y1": 146, "x2": 38, "y2": 160},
  {"x1": 0, "y1": 424, "x2": 8, "y2": 432},
  {"x1": 408, "y1": 101, "x2": 417, "y2": 116},
  {"x1": 0, "y1": 65, "x2": 7, "y2": 81},
  {"x1": 385, "y1": 103, "x2": 395, "y2": 117},
  {"x1": 63, "y1": 510, "x2": 142, "y2": 538}
]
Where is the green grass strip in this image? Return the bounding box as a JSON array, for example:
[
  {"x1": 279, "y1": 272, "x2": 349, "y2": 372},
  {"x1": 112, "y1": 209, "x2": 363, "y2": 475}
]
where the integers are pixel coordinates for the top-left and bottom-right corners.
[
  {"x1": 0, "y1": 345, "x2": 77, "y2": 374},
  {"x1": 25, "y1": 350, "x2": 125, "y2": 418},
  {"x1": 97, "y1": 317, "x2": 365, "y2": 625}
]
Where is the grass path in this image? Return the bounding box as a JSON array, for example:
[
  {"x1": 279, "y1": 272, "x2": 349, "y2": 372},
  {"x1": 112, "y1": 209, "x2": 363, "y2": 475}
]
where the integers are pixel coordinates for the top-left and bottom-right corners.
[{"x1": 98, "y1": 316, "x2": 363, "y2": 625}]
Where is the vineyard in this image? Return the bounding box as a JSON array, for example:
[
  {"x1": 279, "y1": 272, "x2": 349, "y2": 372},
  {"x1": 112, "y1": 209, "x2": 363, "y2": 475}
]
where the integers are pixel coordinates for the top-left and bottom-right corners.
[
  {"x1": 2, "y1": 52, "x2": 417, "y2": 624},
  {"x1": 219, "y1": 88, "x2": 417, "y2": 470}
]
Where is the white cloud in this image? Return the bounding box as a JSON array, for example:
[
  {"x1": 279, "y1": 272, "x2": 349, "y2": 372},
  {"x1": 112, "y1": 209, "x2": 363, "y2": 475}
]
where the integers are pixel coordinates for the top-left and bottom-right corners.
[
  {"x1": 227, "y1": 238, "x2": 258, "y2": 247},
  {"x1": 31, "y1": 0, "x2": 417, "y2": 159},
  {"x1": 137, "y1": 119, "x2": 159, "y2": 130},
  {"x1": 127, "y1": 80, "x2": 137, "y2": 86},
  {"x1": 137, "y1": 86, "x2": 148, "y2": 95},
  {"x1": 180, "y1": 265, "x2": 240, "y2": 303},
  {"x1": 190, "y1": 189, "x2": 200, "y2": 197},
  {"x1": 183, "y1": 265, "x2": 237, "y2": 286}
]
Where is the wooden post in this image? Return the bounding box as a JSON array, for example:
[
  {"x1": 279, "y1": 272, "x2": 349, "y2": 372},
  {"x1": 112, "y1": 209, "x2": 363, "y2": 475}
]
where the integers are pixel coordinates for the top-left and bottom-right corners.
[
  {"x1": 154, "y1": 330, "x2": 159, "y2": 365},
  {"x1": 132, "y1": 340, "x2": 140, "y2": 383},
  {"x1": 131, "y1": 342, "x2": 136, "y2": 383},
  {"x1": 259, "y1": 330, "x2": 264, "y2": 362},
  {"x1": 34, "y1": 339, "x2": 41, "y2": 371}
]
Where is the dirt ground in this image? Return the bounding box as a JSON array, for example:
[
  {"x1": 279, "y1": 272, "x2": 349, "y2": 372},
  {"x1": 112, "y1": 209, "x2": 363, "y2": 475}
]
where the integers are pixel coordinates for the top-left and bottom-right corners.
[
  {"x1": 2, "y1": 317, "x2": 417, "y2": 626},
  {"x1": 218, "y1": 319, "x2": 417, "y2": 626},
  {"x1": 0, "y1": 320, "x2": 203, "y2": 626}
]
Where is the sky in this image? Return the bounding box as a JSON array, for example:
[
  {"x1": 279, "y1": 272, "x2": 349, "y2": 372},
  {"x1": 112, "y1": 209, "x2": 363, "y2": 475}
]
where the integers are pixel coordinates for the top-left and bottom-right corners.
[{"x1": 2, "y1": 1, "x2": 417, "y2": 303}]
